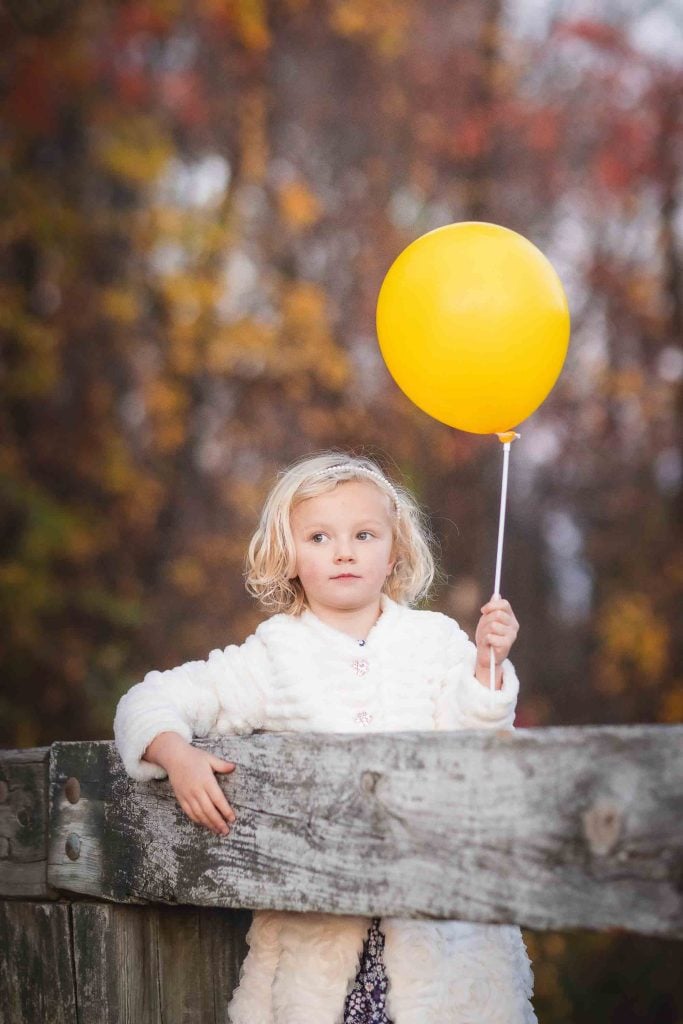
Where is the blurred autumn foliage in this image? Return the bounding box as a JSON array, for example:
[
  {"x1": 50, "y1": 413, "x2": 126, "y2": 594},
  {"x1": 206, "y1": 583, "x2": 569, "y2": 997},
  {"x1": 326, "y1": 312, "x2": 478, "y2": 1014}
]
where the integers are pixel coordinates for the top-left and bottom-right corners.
[{"x1": 0, "y1": 0, "x2": 681, "y2": 1019}]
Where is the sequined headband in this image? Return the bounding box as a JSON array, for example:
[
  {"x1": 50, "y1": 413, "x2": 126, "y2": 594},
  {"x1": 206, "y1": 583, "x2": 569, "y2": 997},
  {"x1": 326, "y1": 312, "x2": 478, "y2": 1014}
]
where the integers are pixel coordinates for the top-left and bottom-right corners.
[{"x1": 307, "y1": 464, "x2": 401, "y2": 518}]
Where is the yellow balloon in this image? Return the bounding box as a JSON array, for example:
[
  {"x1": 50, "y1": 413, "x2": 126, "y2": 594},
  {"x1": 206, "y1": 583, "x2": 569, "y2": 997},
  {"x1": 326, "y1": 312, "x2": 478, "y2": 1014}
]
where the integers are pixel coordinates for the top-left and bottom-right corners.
[{"x1": 376, "y1": 222, "x2": 570, "y2": 434}]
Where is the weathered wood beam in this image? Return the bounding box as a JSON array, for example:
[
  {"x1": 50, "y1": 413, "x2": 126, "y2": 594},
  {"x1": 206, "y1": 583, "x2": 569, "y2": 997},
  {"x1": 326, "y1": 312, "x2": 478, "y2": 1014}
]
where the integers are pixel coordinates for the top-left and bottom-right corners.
[
  {"x1": 39, "y1": 726, "x2": 683, "y2": 938},
  {"x1": 70, "y1": 902, "x2": 250, "y2": 1024},
  {"x1": 0, "y1": 900, "x2": 77, "y2": 1023},
  {"x1": 0, "y1": 899, "x2": 250, "y2": 1024},
  {"x1": 0, "y1": 746, "x2": 57, "y2": 899}
]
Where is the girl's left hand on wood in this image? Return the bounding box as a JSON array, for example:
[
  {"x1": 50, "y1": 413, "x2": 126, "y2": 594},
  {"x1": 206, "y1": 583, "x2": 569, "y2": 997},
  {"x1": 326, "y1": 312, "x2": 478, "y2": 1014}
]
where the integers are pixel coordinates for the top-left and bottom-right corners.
[{"x1": 474, "y1": 597, "x2": 519, "y2": 671}]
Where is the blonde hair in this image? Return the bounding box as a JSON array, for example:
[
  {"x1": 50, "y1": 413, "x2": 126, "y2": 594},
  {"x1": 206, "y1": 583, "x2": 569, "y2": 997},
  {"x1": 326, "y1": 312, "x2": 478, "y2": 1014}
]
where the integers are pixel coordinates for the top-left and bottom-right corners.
[{"x1": 245, "y1": 451, "x2": 436, "y2": 614}]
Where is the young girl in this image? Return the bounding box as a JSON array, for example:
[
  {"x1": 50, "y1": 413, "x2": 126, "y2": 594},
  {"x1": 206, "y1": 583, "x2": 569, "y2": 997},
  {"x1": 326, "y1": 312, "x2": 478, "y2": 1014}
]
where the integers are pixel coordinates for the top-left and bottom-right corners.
[{"x1": 114, "y1": 452, "x2": 536, "y2": 1024}]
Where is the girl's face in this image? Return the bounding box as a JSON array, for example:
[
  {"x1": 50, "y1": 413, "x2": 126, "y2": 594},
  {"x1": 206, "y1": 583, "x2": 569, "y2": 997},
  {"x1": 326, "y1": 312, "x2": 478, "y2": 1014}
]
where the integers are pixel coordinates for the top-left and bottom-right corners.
[{"x1": 290, "y1": 480, "x2": 396, "y2": 623}]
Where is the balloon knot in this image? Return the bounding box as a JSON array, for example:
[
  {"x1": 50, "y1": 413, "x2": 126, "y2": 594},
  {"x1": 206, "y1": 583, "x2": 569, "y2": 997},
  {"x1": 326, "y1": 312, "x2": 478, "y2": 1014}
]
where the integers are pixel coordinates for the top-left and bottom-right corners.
[{"x1": 496, "y1": 431, "x2": 521, "y2": 444}]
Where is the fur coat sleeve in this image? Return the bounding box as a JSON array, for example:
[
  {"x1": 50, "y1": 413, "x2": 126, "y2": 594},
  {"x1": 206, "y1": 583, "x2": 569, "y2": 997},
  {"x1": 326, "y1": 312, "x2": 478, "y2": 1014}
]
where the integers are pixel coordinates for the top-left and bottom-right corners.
[
  {"x1": 113, "y1": 631, "x2": 269, "y2": 781},
  {"x1": 431, "y1": 611, "x2": 519, "y2": 731}
]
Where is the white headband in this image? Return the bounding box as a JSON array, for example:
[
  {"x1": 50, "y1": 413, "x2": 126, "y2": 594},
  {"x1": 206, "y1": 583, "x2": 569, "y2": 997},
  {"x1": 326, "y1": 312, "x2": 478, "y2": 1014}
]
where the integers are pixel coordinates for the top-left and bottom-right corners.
[{"x1": 307, "y1": 464, "x2": 401, "y2": 518}]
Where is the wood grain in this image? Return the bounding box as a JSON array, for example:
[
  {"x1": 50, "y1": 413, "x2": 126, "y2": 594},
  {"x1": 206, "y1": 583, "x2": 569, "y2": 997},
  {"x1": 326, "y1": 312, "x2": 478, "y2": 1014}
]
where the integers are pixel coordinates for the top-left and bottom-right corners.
[
  {"x1": 70, "y1": 902, "x2": 250, "y2": 1024},
  {"x1": 0, "y1": 747, "x2": 55, "y2": 898},
  {"x1": 43, "y1": 726, "x2": 683, "y2": 937},
  {"x1": 0, "y1": 900, "x2": 77, "y2": 1024}
]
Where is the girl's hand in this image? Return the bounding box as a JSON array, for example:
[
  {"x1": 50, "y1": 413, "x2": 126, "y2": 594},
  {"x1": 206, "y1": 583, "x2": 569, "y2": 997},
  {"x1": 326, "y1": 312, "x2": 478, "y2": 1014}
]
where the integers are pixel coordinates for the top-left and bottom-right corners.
[
  {"x1": 162, "y1": 740, "x2": 237, "y2": 837},
  {"x1": 474, "y1": 597, "x2": 519, "y2": 676},
  {"x1": 145, "y1": 733, "x2": 236, "y2": 835}
]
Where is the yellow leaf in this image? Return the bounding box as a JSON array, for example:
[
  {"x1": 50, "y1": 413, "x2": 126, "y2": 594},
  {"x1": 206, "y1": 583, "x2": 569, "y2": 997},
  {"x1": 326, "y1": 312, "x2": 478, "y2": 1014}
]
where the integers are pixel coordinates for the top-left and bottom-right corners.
[
  {"x1": 167, "y1": 556, "x2": 206, "y2": 597},
  {"x1": 659, "y1": 684, "x2": 683, "y2": 723},
  {"x1": 597, "y1": 593, "x2": 668, "y2": 683},
  {"x1": 97, "y1": 117, "x2": 173, "y2": 186},
  {"x1": 277, "y1": 179, "x2": 322, "y2": 230},
  {"x1": 102, "y1": 287, "x2": 141, "y2": 326},
  {"x1": 329, "y1": 0, "x2": 415, "y2": 57}
]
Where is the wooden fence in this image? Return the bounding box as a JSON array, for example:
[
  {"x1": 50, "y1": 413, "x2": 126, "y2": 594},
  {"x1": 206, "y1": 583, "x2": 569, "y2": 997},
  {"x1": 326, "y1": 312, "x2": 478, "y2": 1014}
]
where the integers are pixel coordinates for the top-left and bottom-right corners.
[{"x1": 1, "y1": 725, "x2": 682, "y2": 1022}]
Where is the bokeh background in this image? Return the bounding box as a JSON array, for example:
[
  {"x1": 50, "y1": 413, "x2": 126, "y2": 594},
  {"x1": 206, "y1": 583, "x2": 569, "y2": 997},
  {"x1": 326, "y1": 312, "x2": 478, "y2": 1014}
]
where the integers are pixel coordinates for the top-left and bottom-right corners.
[{"x1": 1, "y1": 0, "x2": 681, "y2": 1019}]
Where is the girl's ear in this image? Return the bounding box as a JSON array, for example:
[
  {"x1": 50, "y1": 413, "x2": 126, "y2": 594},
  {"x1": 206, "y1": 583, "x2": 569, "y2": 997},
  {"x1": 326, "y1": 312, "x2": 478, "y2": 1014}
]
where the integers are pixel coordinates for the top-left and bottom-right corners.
[{"x1": 284, "y1": 552, "x2": 298, "y2": 581}]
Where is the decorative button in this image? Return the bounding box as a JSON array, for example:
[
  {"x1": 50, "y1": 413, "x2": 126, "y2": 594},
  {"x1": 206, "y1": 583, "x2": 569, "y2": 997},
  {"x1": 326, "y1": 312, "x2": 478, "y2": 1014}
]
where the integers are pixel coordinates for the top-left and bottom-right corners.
[
  {"x1": 354, "y1": 711, "x2": 373, "y2": 725},
  {"x1": 351, "y1": 659, "x2": 369, "y2": 677}
]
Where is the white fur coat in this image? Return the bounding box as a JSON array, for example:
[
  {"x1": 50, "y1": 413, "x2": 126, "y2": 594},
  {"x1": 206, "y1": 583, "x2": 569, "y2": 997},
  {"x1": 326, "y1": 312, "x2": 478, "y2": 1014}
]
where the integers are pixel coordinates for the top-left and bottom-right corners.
[{"x1": 114, "y1": 595, "x2": 537, "y2": 1024}]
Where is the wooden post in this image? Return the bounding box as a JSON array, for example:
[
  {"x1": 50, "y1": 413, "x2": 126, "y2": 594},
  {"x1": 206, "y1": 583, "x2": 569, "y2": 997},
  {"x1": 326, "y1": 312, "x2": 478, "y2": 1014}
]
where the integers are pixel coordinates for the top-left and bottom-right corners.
[{"x1": 0, "y1": 747, "x2": 55, "y2": 899}]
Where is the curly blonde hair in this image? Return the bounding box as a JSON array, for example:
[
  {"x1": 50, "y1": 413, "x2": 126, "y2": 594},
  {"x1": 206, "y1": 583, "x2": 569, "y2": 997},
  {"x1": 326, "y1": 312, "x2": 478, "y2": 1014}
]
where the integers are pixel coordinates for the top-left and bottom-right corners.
[{"x1": 245, "y1": 451, "x2": 436, "y2": 614}]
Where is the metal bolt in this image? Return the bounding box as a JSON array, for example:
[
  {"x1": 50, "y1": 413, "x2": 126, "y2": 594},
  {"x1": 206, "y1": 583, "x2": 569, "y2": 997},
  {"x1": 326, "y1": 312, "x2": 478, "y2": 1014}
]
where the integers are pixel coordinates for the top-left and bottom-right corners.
[
  {"x1": 16, "y1": 808, "x2": 31, "y2": 828},
  {"x1": 65, "y1": 833, "x2": 81, "y2": 861},
  {"x1": 64, "y1": 777, "x2": 81, "y2": 804},
  {"x1": 0, "y1": 781, "x2": 8, "y2": 803}
]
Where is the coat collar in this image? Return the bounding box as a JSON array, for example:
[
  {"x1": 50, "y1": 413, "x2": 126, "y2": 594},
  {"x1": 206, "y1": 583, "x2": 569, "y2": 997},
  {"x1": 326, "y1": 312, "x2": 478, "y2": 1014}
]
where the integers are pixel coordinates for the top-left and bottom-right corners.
[{"x1": 298, "y1": 593, "x2": 404, "y2": 650}]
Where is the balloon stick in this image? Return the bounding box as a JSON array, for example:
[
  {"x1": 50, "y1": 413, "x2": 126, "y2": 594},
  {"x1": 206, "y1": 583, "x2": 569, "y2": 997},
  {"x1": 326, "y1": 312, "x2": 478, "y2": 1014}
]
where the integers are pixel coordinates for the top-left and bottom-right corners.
[{"x1": 490, "y1": 431, "x2": 520, "y2": 692}]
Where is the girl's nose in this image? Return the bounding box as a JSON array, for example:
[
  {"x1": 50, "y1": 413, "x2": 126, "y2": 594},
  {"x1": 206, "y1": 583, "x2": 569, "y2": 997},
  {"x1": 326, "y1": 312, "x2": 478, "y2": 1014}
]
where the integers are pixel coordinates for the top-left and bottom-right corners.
[{"x1": 334, "y1": 545, "x2": 355, "y2": 562}]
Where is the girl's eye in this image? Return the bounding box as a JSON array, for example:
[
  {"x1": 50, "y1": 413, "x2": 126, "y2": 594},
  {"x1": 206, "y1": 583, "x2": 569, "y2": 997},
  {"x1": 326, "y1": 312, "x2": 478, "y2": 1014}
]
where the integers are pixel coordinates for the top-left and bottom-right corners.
[
  {"x1": 357, "y1": 531, "x2": 374, "y2": 540},
  {"x1": 311, "y1": 533, "x2": 326, "y2": 543}
]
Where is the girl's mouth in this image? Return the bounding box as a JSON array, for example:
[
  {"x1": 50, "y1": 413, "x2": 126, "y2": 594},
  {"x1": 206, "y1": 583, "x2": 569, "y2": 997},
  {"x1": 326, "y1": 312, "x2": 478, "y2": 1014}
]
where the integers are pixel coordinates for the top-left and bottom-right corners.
[{"x1": 331, "y1": 573, "x2": 360, "y2": 579}]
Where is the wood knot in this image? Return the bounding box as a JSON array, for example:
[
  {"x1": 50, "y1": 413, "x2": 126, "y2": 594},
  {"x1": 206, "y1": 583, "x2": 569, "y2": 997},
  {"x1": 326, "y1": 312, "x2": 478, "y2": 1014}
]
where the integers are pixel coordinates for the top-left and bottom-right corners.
[
  {"x1": 360, "y1": 771, "x2": 382, "y2": 795},
  {"x1": 582, "y1": 800, "x2": 622, "y2": 856},
  {"x1": 16, "y1": 808, "x2": 32, "y2": 828}
]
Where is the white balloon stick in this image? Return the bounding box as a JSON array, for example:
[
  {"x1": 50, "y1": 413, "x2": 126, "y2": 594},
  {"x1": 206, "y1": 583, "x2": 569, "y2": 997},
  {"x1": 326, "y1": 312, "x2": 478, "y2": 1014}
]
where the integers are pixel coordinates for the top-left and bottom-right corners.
[{"x1": 490, "y1": 432, "x2": 520, "y2": 692}]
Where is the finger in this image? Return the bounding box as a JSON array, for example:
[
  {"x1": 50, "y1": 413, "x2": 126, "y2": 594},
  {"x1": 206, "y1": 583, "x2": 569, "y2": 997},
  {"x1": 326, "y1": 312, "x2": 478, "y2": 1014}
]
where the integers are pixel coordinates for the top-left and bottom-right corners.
[
  {"x1": 198, "y1": 793, "x2": 232, "y2": 834},
  {"x1": 179, "y1": 792, "x2": 226, "y2": 834},
  {"x1": 481, "y1": 597, "x2": 511, "y2": 613},
  {"x1": 211, "y1": 757, "x2": 235, "y2": 772},
  {"x1": 487, "y1": 621, "x2": 513, "y2": 636},
  {"x1": 489, "y1": 617, "x2": 518, "y2": 637},
  {"x1": 477, "y1": 622, "x2": 507, "y2": 644},
  {"x1": 209, "y1": 779, "x2": 237, "y2": 823},
  {"x1": 199, "y1": 786, "x2": 233, "y2": 829},
  {"x1": 178, "y1": 799, "x2": 196, "y2": 824},
  {"x1": 188, "y1": 795, "x2": 224, "y2": 834},
  {"x1": 479, "y1": 609, "x2": 510, "y2": 628},
  {"x1": 185, "y1": 794, "x2": 222, "y2": 834},
  {"x1": 181, "y1": 800, "x2": 206, "y2": 830}
]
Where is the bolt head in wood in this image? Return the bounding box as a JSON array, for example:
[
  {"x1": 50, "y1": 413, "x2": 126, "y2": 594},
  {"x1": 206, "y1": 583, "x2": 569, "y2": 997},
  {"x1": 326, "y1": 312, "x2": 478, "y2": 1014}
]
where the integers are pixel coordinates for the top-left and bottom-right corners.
[
  {"x1": 65, "y1": 833, "x2": 81, "y2": 861},
  {"x1": 64, "y1": 777, "x2": 81, "y2": 804}
]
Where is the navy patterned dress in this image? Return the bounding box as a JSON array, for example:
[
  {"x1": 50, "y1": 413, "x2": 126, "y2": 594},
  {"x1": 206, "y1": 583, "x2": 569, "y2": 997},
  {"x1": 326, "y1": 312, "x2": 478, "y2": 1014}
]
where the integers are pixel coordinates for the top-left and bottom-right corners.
[{"x1": 343, "y1": 918, "x2": 394, "y2": 1024}]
